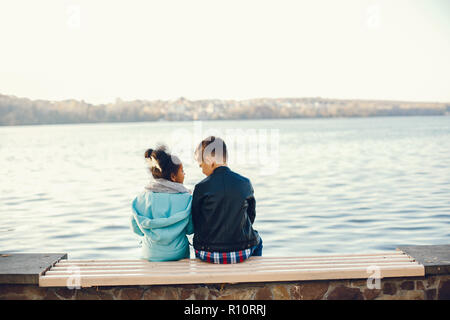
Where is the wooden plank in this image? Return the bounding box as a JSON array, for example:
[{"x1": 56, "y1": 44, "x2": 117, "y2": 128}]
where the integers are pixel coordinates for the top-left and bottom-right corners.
[
  {"x1": 48, "y1": 261, "x2": 418, "y2": 272},
  {"x1": 50, "y1": 261, "x2": 414, "y2": 271},
  {"x1": 54, "y1": 256, "x2": 413, "y2": 267},
  {"x1": 45, "y1": 261, "x2": 419, "y2": 275},
  {"x1": 46, "y1": 265, "x2": 420, "y2": 277},
  {"x1": 49, "y1": 264, "x2": 417, "y2": 274},
  {"x1": 56, "y1": 252, "x2": 406, "y2": 265},
  {"x1": 38, "y1": 264, "x2": 424, "y2": 287},
  {"x1": 42, "y1": 264, "x2": 424, "y2": 279},
  {"x1": 59, "y1": 250, "x2": 406, "y2": 264},
  {"x1": 49, "y1": 255, "x2": 416, "y2": 271},
  {"x1": 42, "y1": 264, "x2": 424, "y2": 280},
  {"x1": 52, "y1": 257, "x2": 413, "y2": 267}
]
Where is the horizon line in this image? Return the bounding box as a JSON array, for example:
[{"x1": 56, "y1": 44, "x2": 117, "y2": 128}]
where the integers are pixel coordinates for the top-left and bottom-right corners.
[{"x1": 1, "y1": 92, "x2": 449, "y2": 106}]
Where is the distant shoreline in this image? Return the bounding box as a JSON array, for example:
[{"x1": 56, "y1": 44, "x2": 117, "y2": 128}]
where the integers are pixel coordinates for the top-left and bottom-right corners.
[
  {"x1": 1, "y1": 93, "x2": 449, "y2": 126},
  {"x1": 1, "y1": 114, "x2": 449, "y2": 128}
]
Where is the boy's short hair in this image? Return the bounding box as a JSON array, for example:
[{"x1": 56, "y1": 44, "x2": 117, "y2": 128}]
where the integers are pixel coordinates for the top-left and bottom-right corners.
[{"x1": 194, "y1": 136, "x2": 227, "y2": 165}]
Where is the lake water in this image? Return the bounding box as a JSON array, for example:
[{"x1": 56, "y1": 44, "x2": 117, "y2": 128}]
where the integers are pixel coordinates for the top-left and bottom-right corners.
[{"x1": 1, "y1": 116, "x2": 449, "y2": 259}]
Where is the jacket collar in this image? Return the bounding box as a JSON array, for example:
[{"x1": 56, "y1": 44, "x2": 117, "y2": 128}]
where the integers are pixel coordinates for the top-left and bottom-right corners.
[
  {"x1": 145, "y1": 178, "x2": 191, "y2": 194},
  {"x1": 212, "y1": 165, "x2": 230, "y2": 175}
]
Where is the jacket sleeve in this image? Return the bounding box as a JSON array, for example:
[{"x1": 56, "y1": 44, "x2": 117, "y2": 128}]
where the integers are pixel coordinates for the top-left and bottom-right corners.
[
  {"x1": 130, "y1": 214, "x2": 145, "y2": 237},
  {"x1": 247, "y1": 182, "x2": 256, "y2": 224},
  {"x1": 186, "y1": 213, "x2": 194, "y2": 235},
  {"x1": 130, "y1": 196, "x2": 145, "y2": 237},
  {"x1": 191, "y1": 184, "x2": 201, "y2": 232}
]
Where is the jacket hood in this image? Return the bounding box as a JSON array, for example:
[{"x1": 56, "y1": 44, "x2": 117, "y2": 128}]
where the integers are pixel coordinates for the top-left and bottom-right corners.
[
  {"x1": 131, "y1": 191, "x2": 192, "y2": 245},
  {"x1": 145, "y1": 178, "x2": 192, "y2": 194}
]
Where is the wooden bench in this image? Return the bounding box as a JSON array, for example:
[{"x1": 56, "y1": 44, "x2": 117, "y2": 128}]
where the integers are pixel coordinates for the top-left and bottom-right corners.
[{"x1": 38, "y1": 250, "x2": 424, "y2": 288}]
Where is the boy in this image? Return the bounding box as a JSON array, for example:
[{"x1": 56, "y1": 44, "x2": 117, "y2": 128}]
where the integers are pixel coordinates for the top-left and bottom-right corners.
[{"x1": 192, "y1": 136, "x2": 262, "y2": 263}]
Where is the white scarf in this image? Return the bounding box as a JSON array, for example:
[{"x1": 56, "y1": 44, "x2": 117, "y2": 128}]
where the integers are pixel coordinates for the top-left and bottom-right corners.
[{"x1": 145, "y1": 178, "x2": 191, "y2": 194}]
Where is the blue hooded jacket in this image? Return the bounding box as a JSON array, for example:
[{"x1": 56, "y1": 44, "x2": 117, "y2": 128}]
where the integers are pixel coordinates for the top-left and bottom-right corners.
[{"x1": 131, "y1": 190, "x2": 193, "y2": 261}]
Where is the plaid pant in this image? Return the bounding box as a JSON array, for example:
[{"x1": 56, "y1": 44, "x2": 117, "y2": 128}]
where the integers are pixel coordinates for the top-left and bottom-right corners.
[{"x1": 194, "y1": 239, "x2": 262, "y2": 264}]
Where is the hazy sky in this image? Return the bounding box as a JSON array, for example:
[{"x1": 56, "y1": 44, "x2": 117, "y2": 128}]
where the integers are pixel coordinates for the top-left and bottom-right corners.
[{"x1": 0, "y1": 0, "x2": 449, "y2": 104}]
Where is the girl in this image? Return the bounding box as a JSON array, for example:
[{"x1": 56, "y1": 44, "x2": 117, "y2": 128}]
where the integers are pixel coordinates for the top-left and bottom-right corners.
[{"x1": 131, "y1": 145, "x2": 193, "y2": 261}]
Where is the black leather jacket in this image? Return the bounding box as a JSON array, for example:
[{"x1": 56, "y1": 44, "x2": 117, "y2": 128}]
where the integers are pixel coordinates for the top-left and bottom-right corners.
[{"x1": 192, "y1": 166, "x2": 260, "y2": 252}]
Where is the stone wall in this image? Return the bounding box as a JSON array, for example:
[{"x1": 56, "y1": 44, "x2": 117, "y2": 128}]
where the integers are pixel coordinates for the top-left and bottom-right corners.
[{"x1": 1, "y1": 274, "x2": 449, "y2": 300}]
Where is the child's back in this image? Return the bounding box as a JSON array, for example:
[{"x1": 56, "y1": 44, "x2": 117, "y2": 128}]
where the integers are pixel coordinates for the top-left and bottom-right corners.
[
  {"x1": 131, "y1": 190, "x2": 193, "y2": 261},
  {"x1": 192, "y1": 166, "x2": 260, "y2": 253}
]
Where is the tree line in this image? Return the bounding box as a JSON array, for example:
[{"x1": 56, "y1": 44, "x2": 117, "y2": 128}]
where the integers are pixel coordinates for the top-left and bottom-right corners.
[{"x1": 0, "y1": 93, "x2": 448, "y2": 126}]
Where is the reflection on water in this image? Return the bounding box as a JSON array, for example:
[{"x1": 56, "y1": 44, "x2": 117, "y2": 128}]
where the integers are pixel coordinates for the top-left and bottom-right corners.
[{"x1": 1, "y1": 116, "x2": 449, "y2": 259}]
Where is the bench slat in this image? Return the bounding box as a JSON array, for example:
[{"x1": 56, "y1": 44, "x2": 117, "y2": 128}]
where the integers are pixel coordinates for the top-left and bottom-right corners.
[
  {"x1": 54, "y1": 256, "x2": 413, "y2": 267},
  {"x1": 55, "y1": 251, "x2": 406, "y2": 265},
  {"x1": 45, "y1": 263, "x2": 420, "y2": 276},
  {"x1": 39, "y1": 264, "x2": 424, "y2": 287},
  {"x1": 52, "y1": 259, "x2": 414, "y2": 269},
  {"x1": 46, "y1": 260, "x2": 419, "y2": 272}
]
